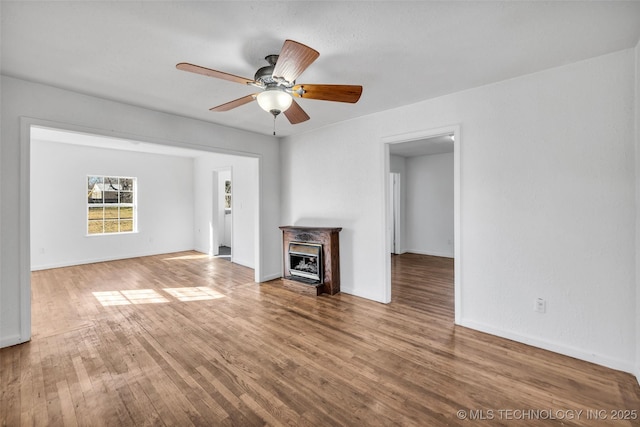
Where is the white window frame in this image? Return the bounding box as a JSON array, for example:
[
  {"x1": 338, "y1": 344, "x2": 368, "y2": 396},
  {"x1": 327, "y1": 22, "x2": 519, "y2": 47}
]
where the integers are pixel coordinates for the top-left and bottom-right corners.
[{"x1": 87, "y1": 175, "x2": 137, "y2": 235}]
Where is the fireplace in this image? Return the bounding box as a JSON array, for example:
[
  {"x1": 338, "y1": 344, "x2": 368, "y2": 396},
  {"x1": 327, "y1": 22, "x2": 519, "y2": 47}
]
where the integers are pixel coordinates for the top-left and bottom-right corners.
[
  {"x1": 288, "y1": 242, "x2": 323, "y2": 283},
  {"x1": 280, "y1": 226, "x2": 342, "y2": 295}
]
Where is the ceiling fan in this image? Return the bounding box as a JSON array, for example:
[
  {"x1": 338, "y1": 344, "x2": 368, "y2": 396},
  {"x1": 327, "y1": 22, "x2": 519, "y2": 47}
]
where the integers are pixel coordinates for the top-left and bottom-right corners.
[{"x1": 176, "y1": 39, "x2": 363, "y2": 134}]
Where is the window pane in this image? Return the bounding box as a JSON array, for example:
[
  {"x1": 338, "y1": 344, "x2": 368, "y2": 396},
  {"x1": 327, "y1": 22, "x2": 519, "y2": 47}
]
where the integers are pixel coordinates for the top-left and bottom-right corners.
[
  {"x1": 120, "y1": 192, "x2": 133, "y2": 204},
  {"x1": 224, "y1": 180, "x2": 231, "y2": 209},
  {"x1": 104, "y1": 177, "x2": 118, "y2": 189},
  {"x1": 104, "y1": 220, "x2": 119, "y2": 233},
  {"x1": 88, "y1": 206, "x2": 104, "y2": 220},
  {"x1": 120, "y1": 178, "x2": 133, "y2": 191},
  {"x1": 120, "y1": 220, "x2": 133, "y2": 232},
  {"x1": 104, "y1": 191, "x2": 118, "y2": 203},
  {"x1": 104, "y1": 206, "x2": 119, "y2": 219},
  {"x1": 104, "y1": 177, "x2": 118, "y2": 203},
  {"x1": 120, "y1": 206, "x2": 133, "y2": 219},
  {"x1": 88, "y1": 176, "x2": 103, "y2": 203},
  {"x1": 88, "y1": 220, "x2": 103, "y2": 234},
  {"x1": 88, "y1": 176, "x2": 103, "y2": 190}
]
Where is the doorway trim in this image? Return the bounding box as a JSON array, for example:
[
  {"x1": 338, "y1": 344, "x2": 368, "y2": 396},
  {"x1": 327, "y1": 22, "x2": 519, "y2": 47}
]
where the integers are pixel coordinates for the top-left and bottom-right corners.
[{"x1": 381, "y1": 124, "x2": 461, "y2": 324}]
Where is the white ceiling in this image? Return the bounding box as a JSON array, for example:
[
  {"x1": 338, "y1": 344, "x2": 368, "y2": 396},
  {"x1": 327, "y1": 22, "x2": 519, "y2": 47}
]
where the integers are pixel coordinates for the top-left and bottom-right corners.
[{"x1": 3, "y1": 1, "x2": 640, "y2": 138}]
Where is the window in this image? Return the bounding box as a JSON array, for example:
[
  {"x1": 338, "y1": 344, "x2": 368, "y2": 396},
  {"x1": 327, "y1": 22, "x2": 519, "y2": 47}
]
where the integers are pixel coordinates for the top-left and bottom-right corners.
[
  {"x1": 87, "y1": 176, "x2": 136, "y2": 235},
  {"x1": 224, "y1": 179, "x2": 231, "y2": 212}
]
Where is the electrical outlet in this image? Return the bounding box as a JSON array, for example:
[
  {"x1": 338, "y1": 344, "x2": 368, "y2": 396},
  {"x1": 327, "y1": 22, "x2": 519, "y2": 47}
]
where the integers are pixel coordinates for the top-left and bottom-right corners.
[{"x1": 534, "y1": 298, "x2": 546, "y2": 313}]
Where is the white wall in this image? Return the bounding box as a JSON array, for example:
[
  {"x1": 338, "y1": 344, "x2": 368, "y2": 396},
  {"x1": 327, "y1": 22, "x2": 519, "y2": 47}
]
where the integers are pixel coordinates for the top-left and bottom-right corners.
[
  {"x1": 0, "y1": 75, "x2": 281, "y2": 348},
  {"x1": 280, "y1": 122, "x2": 386, "y2": 302},
  {"x1": 193, "y1": 154, "x2": 258, "y2": 268},
  {"x1": 405, "y1": 153, "x2": 454, "y2": 258},
  {"x1": 30, "y1": 140, "x2": 194, "y2": 269},
  {"x1": 281, "y1": 49, "x2": 636, "y2": 373}
]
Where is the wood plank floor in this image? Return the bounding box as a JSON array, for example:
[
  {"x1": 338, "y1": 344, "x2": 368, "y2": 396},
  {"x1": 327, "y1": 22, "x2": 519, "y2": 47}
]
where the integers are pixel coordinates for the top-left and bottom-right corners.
[{"x1": 1, "y1": 251, "x2": 639, "y2": 426}]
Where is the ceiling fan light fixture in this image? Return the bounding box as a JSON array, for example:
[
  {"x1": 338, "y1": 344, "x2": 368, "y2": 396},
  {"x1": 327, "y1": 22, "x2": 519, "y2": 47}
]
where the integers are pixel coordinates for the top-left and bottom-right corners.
[
  {"x1": 257, "y1": 87, "x2": 292, "y2": 116},
  {"x1": 178, "y1": 39, "x2": 362, "y2": 130}
]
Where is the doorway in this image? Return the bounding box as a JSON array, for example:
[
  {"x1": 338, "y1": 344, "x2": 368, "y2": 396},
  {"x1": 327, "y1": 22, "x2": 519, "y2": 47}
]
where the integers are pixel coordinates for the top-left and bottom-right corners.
[
  {"x1": 28, "y1": 124, "x2": 259, "y2": 275},
  {"x1": 383, "y1": 125, "x2": 461, "y2": 324},
  {"x1": 214, "y1": 169, "x2": 232, "y2": 261}
]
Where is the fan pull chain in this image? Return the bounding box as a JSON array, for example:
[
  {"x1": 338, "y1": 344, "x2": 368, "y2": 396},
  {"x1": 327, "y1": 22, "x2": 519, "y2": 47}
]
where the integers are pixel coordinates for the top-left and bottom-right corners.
[{"x1": 273, "y1": 115, "x2": 276, "y2": 136}]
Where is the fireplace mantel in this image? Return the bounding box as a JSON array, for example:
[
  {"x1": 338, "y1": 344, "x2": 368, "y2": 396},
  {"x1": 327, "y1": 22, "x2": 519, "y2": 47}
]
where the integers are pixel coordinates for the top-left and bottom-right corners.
[{"x1": 279, "y1": 226, "x2": 342, "y2": 295}]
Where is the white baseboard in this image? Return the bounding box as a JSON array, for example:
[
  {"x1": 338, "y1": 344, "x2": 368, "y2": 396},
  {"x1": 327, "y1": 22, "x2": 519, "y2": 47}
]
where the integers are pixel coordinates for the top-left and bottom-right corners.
[
  {"x1": 0, "y1": 333, "x2": 25, "y2": 349},
  {"x1": 230, "y1": 257, "x2": 254, "y2": 270},
  {"x1": 193, "y1": 245, "x2": 212, "y2": 255},
  {"x1": 404, "y1": 248, "x2": 454, "y2": 258},
  {"x1": 30, "y1": 247, "x2": 197, "y2": 271},
  {"x1": 459, "y1": 318, "x2": 636, "y2": 375},
  {"x1": 340, "y1": 286, "x2": 387, "y2": 304},
  {"x1": 258, "y1": 272, "x2": 282, "y2": 282}
]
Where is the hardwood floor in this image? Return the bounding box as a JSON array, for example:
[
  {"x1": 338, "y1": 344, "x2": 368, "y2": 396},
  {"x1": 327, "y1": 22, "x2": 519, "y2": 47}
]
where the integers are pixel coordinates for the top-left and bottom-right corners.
[{"x1": 1, "y1": 251, "x2": 639, "y2": 426}]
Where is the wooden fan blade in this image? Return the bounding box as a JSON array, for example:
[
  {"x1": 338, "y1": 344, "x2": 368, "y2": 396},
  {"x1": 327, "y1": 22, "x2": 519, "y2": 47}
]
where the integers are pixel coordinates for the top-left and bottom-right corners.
[
  {"x1": 284, "y1": 100, "x2": 310, "y2": 124},
  {"x1": 210, "y1": 94, "x2": 257, "y2": 112},
  {"x1": 272, "y1": 40, "x2": 319, "y2": 83},
  {"x1": 176, "y1": 63, "x2": 254, "y2": 85},
  {"x1": 292, "y1": 84, "x2": 363, "y2": 103}
]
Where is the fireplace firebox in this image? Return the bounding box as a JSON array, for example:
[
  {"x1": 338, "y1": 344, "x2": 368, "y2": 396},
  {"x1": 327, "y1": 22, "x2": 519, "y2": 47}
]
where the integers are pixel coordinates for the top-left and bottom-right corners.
[
  {"x1": 288, "y1": 242, "x2": 323, "y2": 283},
  {"x1": 279, "y1": 226, "x2": 342, "y2": 296}
]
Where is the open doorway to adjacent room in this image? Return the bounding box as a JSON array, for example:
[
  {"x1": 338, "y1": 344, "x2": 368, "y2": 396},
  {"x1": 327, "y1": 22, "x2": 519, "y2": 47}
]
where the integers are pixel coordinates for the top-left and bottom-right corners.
[
  {"x1": 29, "y1": 124, "x2": 259, "y2": 275},
  {"x1": 383, "y1": 126, "x2": 461, "y2": 324},
  {"x1": 213, "y1": 168, "x2": 232, "y2": 261}
]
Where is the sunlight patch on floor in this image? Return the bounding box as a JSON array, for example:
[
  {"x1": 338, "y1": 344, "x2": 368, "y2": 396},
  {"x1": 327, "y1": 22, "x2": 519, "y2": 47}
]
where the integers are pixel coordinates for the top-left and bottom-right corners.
[
  {"x1": 93, "y1": 287, "x2": 225, "y2": 306},
  {"x1": 121, "y1": 289, "x2": 169, "y2": 304},
  {"x1": 93, "y1": 289, "x2": 169, "y2": 306},
  {"x1": 163, "y1": 287, "x2": 225, "y2": 302},
  {"x1": 92, "y1": 291, "x2": 132, "y2": 306}
]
